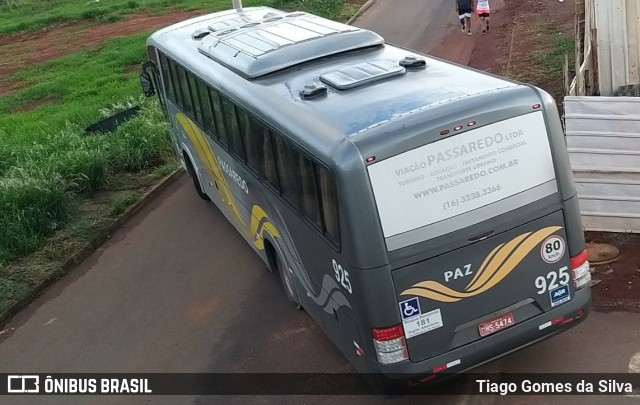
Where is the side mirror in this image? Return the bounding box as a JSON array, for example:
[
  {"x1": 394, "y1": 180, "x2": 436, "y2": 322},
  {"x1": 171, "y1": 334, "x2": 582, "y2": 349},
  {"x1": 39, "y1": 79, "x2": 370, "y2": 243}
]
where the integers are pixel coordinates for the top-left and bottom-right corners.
[{"x1": 139, "y1": 71, "x2": 155, "y2": 97}]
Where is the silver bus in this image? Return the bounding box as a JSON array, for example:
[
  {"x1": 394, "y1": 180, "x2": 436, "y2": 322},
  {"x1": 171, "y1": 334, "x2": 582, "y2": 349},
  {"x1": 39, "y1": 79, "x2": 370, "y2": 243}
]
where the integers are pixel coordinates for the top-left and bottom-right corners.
[{"x1": 140, "y1": 5, "x2": 591, "y2": 391}]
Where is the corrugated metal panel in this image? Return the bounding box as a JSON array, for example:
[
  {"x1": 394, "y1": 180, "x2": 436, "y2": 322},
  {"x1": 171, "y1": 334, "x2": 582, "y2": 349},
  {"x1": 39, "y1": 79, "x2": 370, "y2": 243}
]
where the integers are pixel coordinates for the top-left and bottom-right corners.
[
  {"x1": 627, "y1": 0, "x2": 640, "y2": 84},
  {"x1": 564, "y1": 96, "x2": 640, "y2": 233},
  {"x1": 593, "y1": 0, "x2": 640, "y2": 95}
]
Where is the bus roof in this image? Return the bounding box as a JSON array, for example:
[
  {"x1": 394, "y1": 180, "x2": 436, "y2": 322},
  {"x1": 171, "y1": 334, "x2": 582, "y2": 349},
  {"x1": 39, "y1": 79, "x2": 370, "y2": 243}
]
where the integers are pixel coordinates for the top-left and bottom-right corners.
[{"x1": 148, "y1": 7, "x2": 522, "y2": 158}]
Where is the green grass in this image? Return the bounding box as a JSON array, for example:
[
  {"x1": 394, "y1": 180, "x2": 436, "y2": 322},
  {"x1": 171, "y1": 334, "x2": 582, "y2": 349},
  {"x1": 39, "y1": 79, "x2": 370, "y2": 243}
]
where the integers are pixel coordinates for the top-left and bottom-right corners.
[
  {"x1": 0, "y1": 0, "x2": 357, "y2": 265},
  {"x1": 0, "y1": 32, "x2": 153, "y2": 139},
  {"x1": 0, "y1": 0, "x2": 358, "y2": 321},
  {"x1": 532, "y1": 34, "x2": 575, "y2": 76},
  {"x1": 0, "y1": 0, "x2": 355, "y2": 34},
  {"x1": 0, "y1": 0, "x2": 205, "y2": 34},
  {"x1": 0, "y1": 101, "x2": 174, "y2": 263},
  {"x1": 505, "y1": 19, "x2": 575, "y2": 105},
  {"x1": 0, "y1": 30, "x2": 173, "y2": 262},
  {"x1": 109, "y1": 191, "x2": 141, "y2": 216},
  {"x1": 0, "y1": 173, "x2": 72, "y2": 262},
  {"x1": 271, "y1": 0, "x2": 359, "y2": 21},
  {"x1": 153, "y1": 160, "x2": 181, "y2": 178}
]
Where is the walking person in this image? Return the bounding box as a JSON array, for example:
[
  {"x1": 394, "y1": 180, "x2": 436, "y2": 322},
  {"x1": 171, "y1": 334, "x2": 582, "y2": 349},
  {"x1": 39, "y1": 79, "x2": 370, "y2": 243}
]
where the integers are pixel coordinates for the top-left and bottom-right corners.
[
  {"x1": 476, "y1": 0, "x2": 491, "y2": 34},
  {"x1": 456, "y1": 0, "x2": 474, "y2": 36}
]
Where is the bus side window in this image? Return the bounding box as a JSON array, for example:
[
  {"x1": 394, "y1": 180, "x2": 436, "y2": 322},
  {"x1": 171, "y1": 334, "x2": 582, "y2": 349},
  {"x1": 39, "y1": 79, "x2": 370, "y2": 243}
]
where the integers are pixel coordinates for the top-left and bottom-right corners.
[
  {"x1": 220, "y1": 96, "x2": 245, "y2": 161},
  {"x1": 237, "y1": 109, "x2": 262, "y2": 174},
  {"x1": 176, "y1": 65, "x2": 195, "y2": 118},
  {"x1": 261, "y1": 130, "x2": 280, "y2": 191},
  {"x1": 158, "y1": 53, "x2": 176, "y2": 103},
  {"x1": 298, "y1": 154, "x2": 322, "y2": 230},
  {"x1": 318, "y1": 166, "x2": 340, "y2": 245},
  {"x1": 195, "y1": 78, "x2": 215, "y2": 134},
  {"x1": 186, "y1": 72, "x2": 202, "y2": 126},
  {"x1": 209, "y1": 88, "x2": 228, "y2": 146},
  {"x1": 274, "y1": 134, "x2": 299, "y2": 207},
  {"x1": 168, "y1": 59, "x2": 184, "y2": 108}
]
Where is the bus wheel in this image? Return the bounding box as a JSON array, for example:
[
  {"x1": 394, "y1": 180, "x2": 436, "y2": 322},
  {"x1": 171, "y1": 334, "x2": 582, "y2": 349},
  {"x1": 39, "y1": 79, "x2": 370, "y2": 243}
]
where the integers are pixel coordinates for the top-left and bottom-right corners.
[
  {"x1": 184, "y1": 154, "x2": 210, "y2": 201},
  {"x1": 276, "y1": 254, "x2": 301, "y2": 310}
]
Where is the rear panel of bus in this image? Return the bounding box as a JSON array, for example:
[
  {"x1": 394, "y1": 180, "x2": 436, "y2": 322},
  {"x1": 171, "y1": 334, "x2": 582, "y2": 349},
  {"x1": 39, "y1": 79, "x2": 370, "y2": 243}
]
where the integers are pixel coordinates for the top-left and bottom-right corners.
[{"x1": 353, "y1": 87, "x2": 591, "y2": 383}]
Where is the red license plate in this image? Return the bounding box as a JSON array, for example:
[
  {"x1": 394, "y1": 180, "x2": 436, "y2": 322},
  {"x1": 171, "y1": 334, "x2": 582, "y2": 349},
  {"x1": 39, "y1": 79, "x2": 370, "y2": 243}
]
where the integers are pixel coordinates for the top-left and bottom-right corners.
[{"x1": 478, "y1": 312, "x2": 515, "y2": 337}]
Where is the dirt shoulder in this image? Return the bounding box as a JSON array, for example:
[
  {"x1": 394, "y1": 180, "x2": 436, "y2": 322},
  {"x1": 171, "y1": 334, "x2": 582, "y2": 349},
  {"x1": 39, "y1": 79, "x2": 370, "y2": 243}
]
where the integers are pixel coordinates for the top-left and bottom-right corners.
[{"x1": 587, "y1": 232, "x2": 640, "y2": 312}]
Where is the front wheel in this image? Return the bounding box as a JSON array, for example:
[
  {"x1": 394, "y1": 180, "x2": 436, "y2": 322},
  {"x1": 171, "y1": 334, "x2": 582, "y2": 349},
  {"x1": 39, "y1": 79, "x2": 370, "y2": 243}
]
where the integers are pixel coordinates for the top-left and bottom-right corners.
[{"x1": 184, "y1": 155, "x2": 210, "y2": 201}]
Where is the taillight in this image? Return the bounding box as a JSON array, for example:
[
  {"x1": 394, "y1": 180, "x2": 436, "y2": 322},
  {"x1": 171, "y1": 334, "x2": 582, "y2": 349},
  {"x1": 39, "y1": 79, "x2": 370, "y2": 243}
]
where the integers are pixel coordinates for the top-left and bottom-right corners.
[
  {"x1": 371, "y1": 325, "x2": 408, "y2": 365},
  {"x1": 571, "y1": 249, "x2": 591, "y2": 290}
]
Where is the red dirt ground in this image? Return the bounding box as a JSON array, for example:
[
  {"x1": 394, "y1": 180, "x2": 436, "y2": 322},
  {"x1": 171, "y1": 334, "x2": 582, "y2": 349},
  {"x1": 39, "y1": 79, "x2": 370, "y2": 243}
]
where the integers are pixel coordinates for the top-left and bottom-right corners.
[
  {"x1": 587, "y1": 232, "x2": 640, "y2": 312},
  {"x1": 2, "y1": 1, "x2": 638, "y2": 311}
]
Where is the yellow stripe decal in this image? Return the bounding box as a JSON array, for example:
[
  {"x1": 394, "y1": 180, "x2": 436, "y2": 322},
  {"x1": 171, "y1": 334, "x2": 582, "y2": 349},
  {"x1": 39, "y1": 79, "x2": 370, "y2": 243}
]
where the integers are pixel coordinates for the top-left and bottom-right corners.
[
  {"x1": 401, "y1": 226, "x2": 562, "y2": 302},
  {"x1": 176, "y1": 114, "x2": 280, "y2": 249}
]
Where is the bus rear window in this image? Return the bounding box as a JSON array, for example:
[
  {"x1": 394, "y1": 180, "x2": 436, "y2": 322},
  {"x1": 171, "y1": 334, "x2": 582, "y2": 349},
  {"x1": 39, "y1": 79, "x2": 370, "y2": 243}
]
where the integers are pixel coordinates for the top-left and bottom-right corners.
[{"x1": 367, "y1": 111, "x2": 558, "y2": 250}]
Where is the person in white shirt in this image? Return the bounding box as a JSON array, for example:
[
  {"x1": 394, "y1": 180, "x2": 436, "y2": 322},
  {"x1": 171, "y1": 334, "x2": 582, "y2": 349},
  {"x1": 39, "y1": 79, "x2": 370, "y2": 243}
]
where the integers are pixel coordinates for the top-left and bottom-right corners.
[{"x1": 476, "y1": 0, "x2": 491, "y2": 34}]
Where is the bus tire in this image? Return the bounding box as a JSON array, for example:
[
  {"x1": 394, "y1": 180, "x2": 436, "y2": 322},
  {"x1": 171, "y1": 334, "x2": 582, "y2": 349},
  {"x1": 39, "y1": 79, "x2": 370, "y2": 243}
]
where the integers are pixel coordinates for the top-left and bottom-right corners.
[
  {"x1": 184, "y1": 153, "x2": 210, "y2": 201},
  {"x1": 275, "y1": 253, "x2": 301, "y2": 310}
]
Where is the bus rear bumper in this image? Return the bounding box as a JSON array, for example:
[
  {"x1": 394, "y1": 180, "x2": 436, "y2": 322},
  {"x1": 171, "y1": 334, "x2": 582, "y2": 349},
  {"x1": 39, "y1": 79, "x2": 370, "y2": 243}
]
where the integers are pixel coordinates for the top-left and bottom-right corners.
[{"x1": 371, "y1": 287, "x2": 591, "y2": 391}]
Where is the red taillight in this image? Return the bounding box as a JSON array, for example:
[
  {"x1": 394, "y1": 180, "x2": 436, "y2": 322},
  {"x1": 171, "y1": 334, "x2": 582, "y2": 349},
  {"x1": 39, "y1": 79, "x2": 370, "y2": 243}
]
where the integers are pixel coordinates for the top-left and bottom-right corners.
[
  {"x1": 533, "y1": 104, "x2": 541, "y2": 109},
  {"x1": 433, "y1": 364, "x2": 448, "y2": 373},
  {"x1": 571, "y1": 249, "x2": 591, "y2": 290},
  {"x1": 372, "y1": 324, "x2": 408, "y2": 364},
  {"x1": 371, "y1": 324, "x2": 404, "y2": 341},
  {"x1": 440, "y1": 129, "x2": 450, "y2": 135},
  {"x1": 551, "y1": 316, "x2": 564, "y2": 326},
  {"x1": 420, "y1": 375, "x2": 437, "y2": 383},
  {"x1": 570, "y1": 249, "x2": 588, "y2": 269}
]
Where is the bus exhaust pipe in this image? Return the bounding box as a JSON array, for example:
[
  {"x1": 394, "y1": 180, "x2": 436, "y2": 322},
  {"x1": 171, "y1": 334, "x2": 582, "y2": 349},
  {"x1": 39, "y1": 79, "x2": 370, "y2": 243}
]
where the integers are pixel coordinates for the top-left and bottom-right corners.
[{"x1": 232, "y1": 0, "x2": 243, "y2": 10}]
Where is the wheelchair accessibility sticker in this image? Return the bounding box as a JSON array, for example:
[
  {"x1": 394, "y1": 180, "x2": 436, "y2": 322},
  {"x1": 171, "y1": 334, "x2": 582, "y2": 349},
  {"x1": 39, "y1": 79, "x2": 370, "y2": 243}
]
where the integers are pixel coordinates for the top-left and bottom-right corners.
[{"x1": 399, "y1": 298, "x2": 443, "y2": 339}]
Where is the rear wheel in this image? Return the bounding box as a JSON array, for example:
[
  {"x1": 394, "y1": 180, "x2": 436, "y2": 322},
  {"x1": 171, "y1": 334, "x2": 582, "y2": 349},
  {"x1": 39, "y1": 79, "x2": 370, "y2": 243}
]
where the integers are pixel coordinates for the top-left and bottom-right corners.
[
  {"x1": 272, "y1": 249, "x2": 301, "y2": 309},
  {"x1": 184, "y1": 153, "x2": 210, "y2": 201}
]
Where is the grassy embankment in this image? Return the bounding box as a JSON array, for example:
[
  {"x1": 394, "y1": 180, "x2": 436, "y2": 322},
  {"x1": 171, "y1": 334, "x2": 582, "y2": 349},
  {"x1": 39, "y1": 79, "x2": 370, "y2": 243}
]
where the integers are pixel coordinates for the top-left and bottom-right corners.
[
  {"x1": 0, "y1": 0, "x2": 358, "y2": 33},
  {"x1": 504, "y1": 14, "x2": 575, "y2": 105},
  {"x1": 0, "y1": 0, "x2": 359, "y2": 320}
]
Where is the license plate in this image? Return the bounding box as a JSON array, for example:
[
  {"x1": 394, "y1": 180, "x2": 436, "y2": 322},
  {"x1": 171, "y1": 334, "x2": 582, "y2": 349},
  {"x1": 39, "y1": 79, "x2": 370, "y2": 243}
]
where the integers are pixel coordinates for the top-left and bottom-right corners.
[{"x1": 478, "y1": 312, "x2": 515, "y2": 337}]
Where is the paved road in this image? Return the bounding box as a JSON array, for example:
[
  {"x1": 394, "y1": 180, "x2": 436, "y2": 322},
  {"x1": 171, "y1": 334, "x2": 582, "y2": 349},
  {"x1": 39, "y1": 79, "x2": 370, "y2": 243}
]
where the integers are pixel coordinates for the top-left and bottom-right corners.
[
  {"x1": 352, "y1": 0, "x2": 454, "y2": 54},
  {"x1": 352, "y1": 0, "x2": 506, "y2": 65},
  {"x1": 1, "y1": 1, "x2": 640, "y2": 404},
  {"x1": 4, "y1": 175, "x2": 638, "y2": 405}
]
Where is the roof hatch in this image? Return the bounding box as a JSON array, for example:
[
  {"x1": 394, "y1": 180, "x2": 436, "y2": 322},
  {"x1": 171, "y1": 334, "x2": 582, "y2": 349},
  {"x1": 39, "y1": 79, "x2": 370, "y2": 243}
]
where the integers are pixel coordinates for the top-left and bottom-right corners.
[
  {"x1": 197, "y1": 8, "x2": 384, "y2": 79},
  {"x1": 320, "y1": 60, "x2": 405, "y2": 90}
]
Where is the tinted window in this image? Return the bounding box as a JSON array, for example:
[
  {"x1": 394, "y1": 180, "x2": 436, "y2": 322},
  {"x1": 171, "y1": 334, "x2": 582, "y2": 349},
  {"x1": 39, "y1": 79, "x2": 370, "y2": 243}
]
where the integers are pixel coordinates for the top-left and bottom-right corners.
[
  {"x1": 176, "y1": 66, "x2": 194, "y2": 116},
  {"x1": 158, "y1": 53, "x2": 176, "y2": 103},
  {"x1": 208, "y1": 88, "x2": 228, "y2": 145},
  {"x1": 298, "y1": 155, "x2": 322, "y2": 229},
  {"x1": 274, "y1": 134, "x2": 299, "y2": 206},
  {"x1": 318, "y1": 166, "x2": 340, "y2": 243},
  {"x1": 221, "y1": 96, "x2": 244, "y2": 160},
  {"x1": 187, "y1": 73, "x2": 202, "y2": 125},
  {"x1": 168, "y1": 60, "x2": 183, "y2": 108},
  {"x1": 261, "y1": 130, "x2": 279, "y2": 191},
  {"x1": 196, "y1": 78, "x2": 215, "y2": 133},
  {"x1": 237, "y1": 109, "x2": 263, "y2": 173}
]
